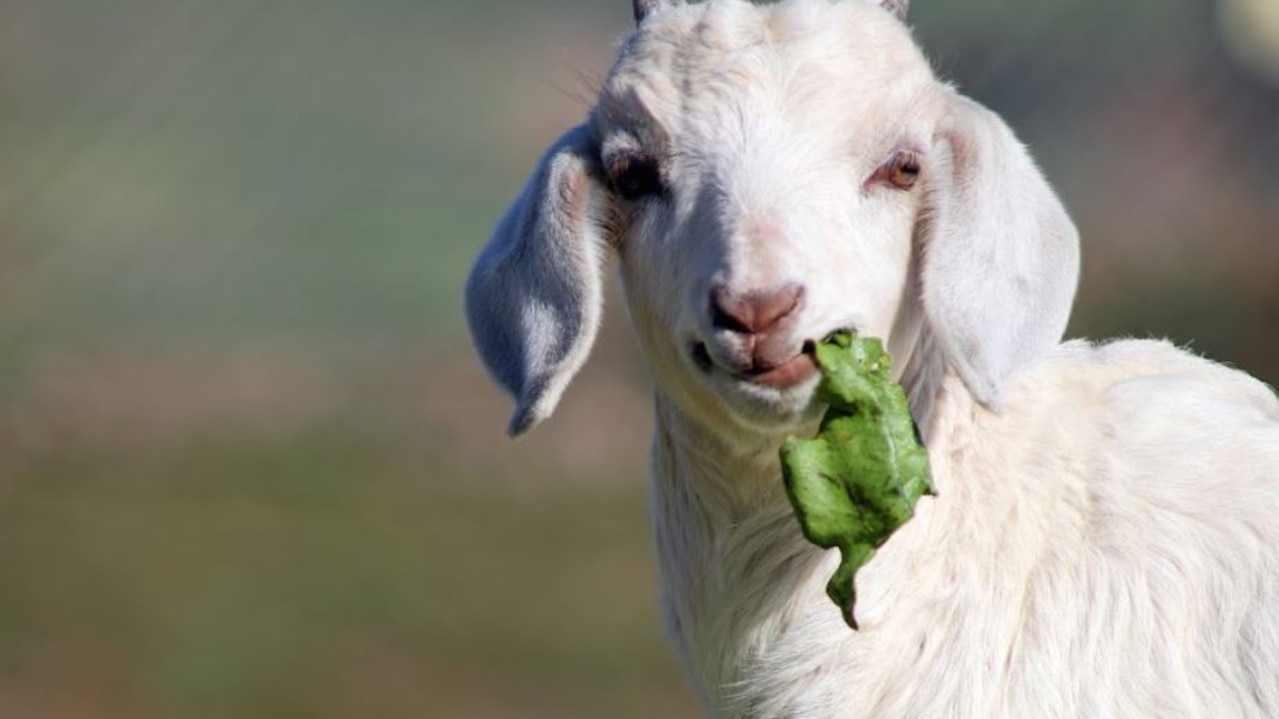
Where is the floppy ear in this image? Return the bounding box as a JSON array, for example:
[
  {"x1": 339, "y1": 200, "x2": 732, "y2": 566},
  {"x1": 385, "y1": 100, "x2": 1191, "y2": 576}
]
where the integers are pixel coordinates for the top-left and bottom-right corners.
[
  {"x1": 465, "y1": 124, "x2": 609, "y2": 436},
  {"x1": 919, "y1": 93, "x2": 1080, "y2": 409}
]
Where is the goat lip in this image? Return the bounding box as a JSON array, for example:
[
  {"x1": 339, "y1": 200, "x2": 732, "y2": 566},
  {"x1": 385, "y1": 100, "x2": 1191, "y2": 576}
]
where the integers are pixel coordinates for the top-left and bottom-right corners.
[{"x1": 733, "y1": 353, "x2": 818, "y2": 389}]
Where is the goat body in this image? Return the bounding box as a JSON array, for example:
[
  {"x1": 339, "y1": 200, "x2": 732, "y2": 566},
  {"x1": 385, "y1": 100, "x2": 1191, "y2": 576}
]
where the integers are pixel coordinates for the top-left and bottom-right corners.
[
  {"x1": 465, "y1": 1, "x2": 1279, "y2": 715},
  {"x1": 654, "y1": 339, "x2": 1279, "y2": 717}
]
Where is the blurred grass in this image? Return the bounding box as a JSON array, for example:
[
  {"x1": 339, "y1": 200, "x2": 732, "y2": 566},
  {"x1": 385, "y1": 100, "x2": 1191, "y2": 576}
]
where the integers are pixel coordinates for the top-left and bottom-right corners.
[
  {"x1": 0, "y1": 430, "x2": 693, "y2": 718},
  {"x1": 0, "y1": 0, "x2": 600, "y2": 352}
]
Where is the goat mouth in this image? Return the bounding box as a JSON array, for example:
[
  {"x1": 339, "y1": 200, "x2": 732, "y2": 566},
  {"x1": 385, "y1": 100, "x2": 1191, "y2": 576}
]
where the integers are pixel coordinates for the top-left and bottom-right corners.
[
  {"x1": 691, "y1": 341, "x2": 818, "y2": 390},
  {"x1": 733, "y1": 353, "x2": 818, "y2": 389}
]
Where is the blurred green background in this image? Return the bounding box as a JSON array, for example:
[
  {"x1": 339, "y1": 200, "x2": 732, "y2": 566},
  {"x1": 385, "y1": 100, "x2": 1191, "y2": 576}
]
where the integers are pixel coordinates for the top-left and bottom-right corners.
[{"x1": 0, "y1": 0, "x2": 1274, "y2": 717}]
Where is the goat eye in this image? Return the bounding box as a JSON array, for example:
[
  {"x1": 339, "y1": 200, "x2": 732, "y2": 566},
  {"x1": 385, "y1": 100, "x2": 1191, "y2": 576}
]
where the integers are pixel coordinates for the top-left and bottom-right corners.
[
  {"x1": 871, "y1": 150, "x2": 922, "y2": 191},
  {"x1": 606, "y1": 152, "x2": 664, "y2": 201}
]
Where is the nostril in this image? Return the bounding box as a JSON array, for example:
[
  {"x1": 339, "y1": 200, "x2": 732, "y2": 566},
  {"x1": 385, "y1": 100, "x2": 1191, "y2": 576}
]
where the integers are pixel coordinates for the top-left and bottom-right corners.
[
  {"x1": 710, "y1": 282, "x2": 805, "y2": 335},
  {"x1": 691, "y1": 342, "x2": 714, "y2": 373},
  {"x1": 710, "y1": 287, "x2": 755, "y2": 334}
]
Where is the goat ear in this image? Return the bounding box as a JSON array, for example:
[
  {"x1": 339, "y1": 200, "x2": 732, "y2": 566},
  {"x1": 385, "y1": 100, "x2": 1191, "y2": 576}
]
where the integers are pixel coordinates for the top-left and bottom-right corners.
[
  {"x1": 919, "y1": 93, "x2": 1080, "y2": 410},
  {"x1": 465, "y1": 124, "x2": 609, "y2": 437}
]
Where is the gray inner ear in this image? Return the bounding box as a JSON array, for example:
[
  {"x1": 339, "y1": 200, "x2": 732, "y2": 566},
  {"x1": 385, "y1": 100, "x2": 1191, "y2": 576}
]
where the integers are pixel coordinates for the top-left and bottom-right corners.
[{"x1": 464, "y1": 125, "x2": 609, "y2": 436}]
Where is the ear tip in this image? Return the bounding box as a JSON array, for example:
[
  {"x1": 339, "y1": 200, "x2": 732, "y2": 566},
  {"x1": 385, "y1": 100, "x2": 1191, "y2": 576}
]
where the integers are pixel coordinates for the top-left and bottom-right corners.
[
  {"x1": 983, "y1": 392, "x2": 1006, "y2": 415},
  {"x1": 957, "y1": 367, "x2": 1005, "y2": 414},
  {"x1": 507, "y1": 411, "x2": 535, "y2": 438},
  {"x1": 506, "y1": 401, "x2": 548, "y2": 438},
  {"x1": 971, "y1": 382, "x2": 1005, "y2": 414}
]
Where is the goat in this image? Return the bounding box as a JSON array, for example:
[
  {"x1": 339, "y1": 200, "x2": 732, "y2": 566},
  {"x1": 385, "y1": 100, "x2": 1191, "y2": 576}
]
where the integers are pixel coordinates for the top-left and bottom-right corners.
[{"x1": 464, "y1": 0, "x2": 1279, "y2": 716}]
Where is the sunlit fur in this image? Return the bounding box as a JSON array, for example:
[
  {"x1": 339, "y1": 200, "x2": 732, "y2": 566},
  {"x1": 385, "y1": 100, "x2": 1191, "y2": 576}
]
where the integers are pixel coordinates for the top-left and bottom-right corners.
[{"x1": 465, "y1": 1, "x2": 1279, "y2": 716}]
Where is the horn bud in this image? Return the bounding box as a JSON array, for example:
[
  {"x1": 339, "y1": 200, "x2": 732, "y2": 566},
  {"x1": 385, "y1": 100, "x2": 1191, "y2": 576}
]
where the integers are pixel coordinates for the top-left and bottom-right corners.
[
  {"x1": 633, "y1": 0, "x2": 671, "y2": 24},
  {"x1": 878, "y1": 0, "x2": 910, "y2": 21}
]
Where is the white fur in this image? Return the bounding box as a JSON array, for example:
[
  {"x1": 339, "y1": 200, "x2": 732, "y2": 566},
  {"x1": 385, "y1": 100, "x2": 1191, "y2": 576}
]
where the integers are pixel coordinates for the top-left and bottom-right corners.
[
  {"x1": 465, "y1": 1, "x2": 1279, "y2": 716},
  {"x1": 651, "y1": 341, "x2": 1279, "y2": 717}
]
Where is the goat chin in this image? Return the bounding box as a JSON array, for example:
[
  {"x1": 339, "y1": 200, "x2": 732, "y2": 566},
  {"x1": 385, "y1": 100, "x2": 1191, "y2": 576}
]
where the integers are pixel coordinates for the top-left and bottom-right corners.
[{"x1": 652, "y1": 338, "x2": 1279, "y2": 719}]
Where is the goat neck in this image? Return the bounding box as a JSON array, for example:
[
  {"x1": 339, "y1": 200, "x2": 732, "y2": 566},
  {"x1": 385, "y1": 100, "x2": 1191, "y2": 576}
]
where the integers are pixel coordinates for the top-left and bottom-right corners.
[{"x1": 648, "y1": 378, "x2": 979, "y2": 717}]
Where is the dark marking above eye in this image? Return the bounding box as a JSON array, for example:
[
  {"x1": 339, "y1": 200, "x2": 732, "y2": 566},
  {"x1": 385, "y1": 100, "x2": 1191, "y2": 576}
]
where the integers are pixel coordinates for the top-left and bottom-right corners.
[{"x1": 606, "y1": 151, "x2": 665, "y2": 201}]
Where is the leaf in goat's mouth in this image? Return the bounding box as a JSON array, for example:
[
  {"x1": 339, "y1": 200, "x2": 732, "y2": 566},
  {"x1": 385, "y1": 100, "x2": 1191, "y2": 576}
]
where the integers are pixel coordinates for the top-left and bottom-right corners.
[{"x1": 779, "y1": 330, "x2": 933, "y2": 630}]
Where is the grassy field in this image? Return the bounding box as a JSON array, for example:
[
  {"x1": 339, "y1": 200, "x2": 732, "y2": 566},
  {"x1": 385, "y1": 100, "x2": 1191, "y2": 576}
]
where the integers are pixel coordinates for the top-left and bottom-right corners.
[{"x1": 0, "y1": 426, "x2": 695, "y2": 718}]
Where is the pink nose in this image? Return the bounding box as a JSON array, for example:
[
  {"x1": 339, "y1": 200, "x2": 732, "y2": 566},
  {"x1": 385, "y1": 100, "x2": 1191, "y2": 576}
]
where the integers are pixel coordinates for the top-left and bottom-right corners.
[{"x1": 710, "y1": 282, "x2": 805, "y2": 336}]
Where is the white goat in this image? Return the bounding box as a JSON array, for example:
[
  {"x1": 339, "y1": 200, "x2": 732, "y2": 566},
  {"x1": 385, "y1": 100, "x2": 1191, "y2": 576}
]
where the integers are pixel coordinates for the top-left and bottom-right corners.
[{"x1": 465, "y1": 0, "x2": 1279, "y2": 716}]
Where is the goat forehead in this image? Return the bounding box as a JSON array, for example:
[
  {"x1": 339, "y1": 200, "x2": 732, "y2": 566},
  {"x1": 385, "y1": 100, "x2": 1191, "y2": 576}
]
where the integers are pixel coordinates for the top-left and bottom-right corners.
[{"x1": 597, "y1": 0, "x2": 934, "y2": 141}]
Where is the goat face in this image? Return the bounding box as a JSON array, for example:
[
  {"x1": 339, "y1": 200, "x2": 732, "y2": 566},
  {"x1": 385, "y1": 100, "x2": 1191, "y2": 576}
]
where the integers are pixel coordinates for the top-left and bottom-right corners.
[
  {"x1": 466, "y1": 0, "x2": 1081, "y2": 442},
  {"x1": 597, "y1": 2, "x2": 939, "y2": 436}
]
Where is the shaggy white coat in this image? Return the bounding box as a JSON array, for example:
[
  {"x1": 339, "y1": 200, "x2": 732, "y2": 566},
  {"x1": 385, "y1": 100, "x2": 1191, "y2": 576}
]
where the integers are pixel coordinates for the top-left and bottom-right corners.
[{"x1": 465, "y1": 1, "x2": 1279, "y2": 716}]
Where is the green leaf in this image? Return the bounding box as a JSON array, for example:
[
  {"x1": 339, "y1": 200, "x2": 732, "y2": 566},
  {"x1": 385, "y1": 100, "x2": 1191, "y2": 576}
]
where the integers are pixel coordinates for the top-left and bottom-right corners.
[{"x1": 779, "y1": 331, "x2": 933, "y2": 630}]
